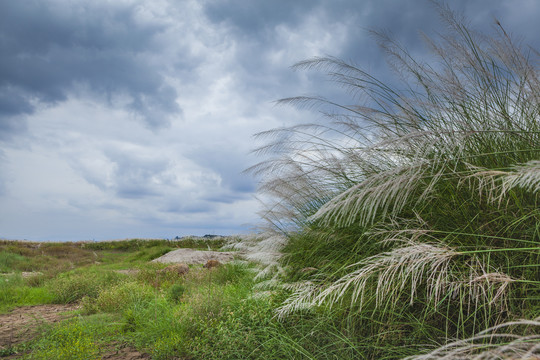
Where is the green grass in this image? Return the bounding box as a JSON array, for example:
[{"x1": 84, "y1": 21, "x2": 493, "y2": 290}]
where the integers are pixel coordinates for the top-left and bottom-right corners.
[
  {"x1": 0, "y1": 240, "x2": 286, "y2": 359},
  {"x1": 46, "y1": 268, "x2": 127, "y2": 304},
  {"x1": 248, "y1": 4, "x2": 540, "y2": 359},
  {"x1": 0, "y1": 274, "x2": 55, "y2": 312},
  {"x1": 83, "y1": 237, "x2": 228, "y2": 252}
]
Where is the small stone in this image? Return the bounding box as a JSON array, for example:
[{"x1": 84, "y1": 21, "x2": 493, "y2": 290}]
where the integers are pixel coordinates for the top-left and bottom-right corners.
[
  {"x1": 203, "y1": 259, "x2": 221, "y2": 269},
  {"x1": 159, "y1": 264, "x2": 189, "y2": 276}
]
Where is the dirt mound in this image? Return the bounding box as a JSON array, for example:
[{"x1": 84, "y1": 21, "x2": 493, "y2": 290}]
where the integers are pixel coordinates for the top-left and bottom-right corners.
[{"x1": 152, "y1": 248, "x2": 239, "y2": 264}]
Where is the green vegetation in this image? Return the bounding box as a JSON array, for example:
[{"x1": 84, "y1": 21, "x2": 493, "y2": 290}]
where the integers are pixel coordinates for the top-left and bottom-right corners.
[
  {"x1": 248, "y1": 3, "x2": 540, "y2": 359},
  {"x1": 0, "y1": 238, "x2": 277, "y2": 359}
]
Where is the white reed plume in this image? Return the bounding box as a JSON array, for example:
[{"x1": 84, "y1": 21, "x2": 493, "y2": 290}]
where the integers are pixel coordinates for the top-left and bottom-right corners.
[
  {"x1": 314, "y1": 242, "x2": 459, "y2": 310},
  {"x1": 275, "y1": 239, "x2": 515, "y2": 319},
  {"x1": 225, "y1": 231, "x2": 289, "y2": 282},
  {"x1": 502, "y1": 161, "x2": 540, "y2": 194},
  {"x1": 275, "y1": 280, "x2": 319, "y2": 320},
  {"x1": 463, "y1": 160, "x2": 540, "y2": 205},
  {"x1": 404, "y1": 317, "x2": 540, "y2": 360}
]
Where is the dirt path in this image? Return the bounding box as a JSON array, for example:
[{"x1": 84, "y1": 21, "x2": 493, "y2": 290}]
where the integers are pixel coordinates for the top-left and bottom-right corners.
[
  {"x1": 101, "y1": 343, "x2": 150, "y2": 360},
  {"x1": 0, "y1": 305, "x2": 150, "y2": 359},
  {"x1": 0, "y1": 304, "x2": 78, "y2": 350}
]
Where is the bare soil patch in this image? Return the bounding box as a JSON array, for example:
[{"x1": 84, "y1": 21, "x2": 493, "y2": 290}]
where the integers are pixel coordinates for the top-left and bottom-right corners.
[
  {"x1": 101, "y1": 343, "x2": 151, "y2": 360},
  {"x1": 0, "y1": 305, "x2": 151, "y2": 360},
  {"x1": 0, "y1": 304, "x2": 78, "y2": 349}
]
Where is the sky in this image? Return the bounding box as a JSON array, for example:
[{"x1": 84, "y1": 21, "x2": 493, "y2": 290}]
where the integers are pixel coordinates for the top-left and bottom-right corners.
[{"x1": 1, "y1": 0, "x2": 540, "y2": 241}]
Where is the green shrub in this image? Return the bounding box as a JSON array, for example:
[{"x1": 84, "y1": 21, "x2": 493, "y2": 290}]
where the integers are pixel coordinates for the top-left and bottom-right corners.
[
  {"x1": 209, "y1": 262, "x2": 252, "y2": 285},
  {"x1": 167, "y1": 283, "x2": 186, "y2": 304},
  {"x1": 0, "y1": 251, "x2": 31, "y2": 272},
  {"x1": 47, "y1": 270, "x2": 124, "y2": 304},
  {"x1": 151, "y1": 332, "x2": 185, "y2": 360},
  {"x1": 122, "y1": 297, "x2": 185, "y2": 352},
  {"x1": 82, "y1": 281, "x2": 155, "y2": 314},
  {"x1": 0, "y1": 274, "x2": 54, "y2": 311},
  {"x1": 135, "y1": 263, "x2": 179, "y2": 289},
  {"x1": 182, "y1": 296, "x2": 285, "y2": 359}
]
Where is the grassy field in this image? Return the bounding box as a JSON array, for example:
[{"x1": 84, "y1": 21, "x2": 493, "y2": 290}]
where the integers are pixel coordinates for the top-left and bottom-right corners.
[
  {"x1": 1, "y1": 232, "x2": 535, "y2": 359},
  {"x1": 0, "y1": 238, "x2": 289, "y2": 359}
]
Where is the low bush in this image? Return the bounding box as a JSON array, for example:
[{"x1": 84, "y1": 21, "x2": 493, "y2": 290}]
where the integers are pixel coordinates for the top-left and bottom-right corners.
[
  {"x1": 150, "y1": 332, "x2": 185, "y2": 360},
  {"x1": 82, "y1": 281, "x2": 155, "y2": 314},
  {"x1": 47, "y1": 270, "x2": 124, "y2": 304},
  {"x1": 0, "y1": 274, "x2": 54, "y2": 312},
  {"x1": 166, "y1": 283, "x2": 186, "y2": 304},
  {"x1": 0, "y1": 251, "x2": 31, "y2": 272}
]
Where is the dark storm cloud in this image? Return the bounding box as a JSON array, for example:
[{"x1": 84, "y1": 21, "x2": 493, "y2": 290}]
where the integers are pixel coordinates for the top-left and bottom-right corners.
[
  {"x1": 0, "y1": 0, "x2": 181, "y2": 135},
  {"x1": 205, "y1": 0, "x2": 318, "y2": 35},
  {"x1": 2, "y1": 0, "x2": 540, "y2": 241},
  {"x1": 202, "y1": 0, "x2": 437, "y2": 105}
]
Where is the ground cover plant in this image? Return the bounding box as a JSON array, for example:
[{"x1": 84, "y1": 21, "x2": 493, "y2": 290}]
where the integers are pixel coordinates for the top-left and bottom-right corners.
[
  {"x1": 248, "y1": 3, "x2": 540, "y2": 359},
  {"x1": 0, "y1": 238, "x2": 290, "y2": 359}
]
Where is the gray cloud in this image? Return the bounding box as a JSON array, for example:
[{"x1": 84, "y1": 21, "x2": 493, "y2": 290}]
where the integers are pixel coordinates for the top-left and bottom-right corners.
[
  {"x1": 2, "y1": 0, "x2": 540, "y2": 241},
  {"x1": 0, "y1": 0, "x2": 181, "y2": 134},
  {"x1": 205, "y1": 0, "x2": 318, "y2": 35}
]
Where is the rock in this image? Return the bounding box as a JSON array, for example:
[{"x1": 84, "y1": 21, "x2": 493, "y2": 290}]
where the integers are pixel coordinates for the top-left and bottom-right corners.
[
  {"x1": 203, "y1": 259, "x2": 221, "y2": 269},
  {"x1": 159, "y1": 263, "x2": 189, "y2": 276},
  {"x1": 151, "y1": 248, "x2": 237, "y2": 265}
]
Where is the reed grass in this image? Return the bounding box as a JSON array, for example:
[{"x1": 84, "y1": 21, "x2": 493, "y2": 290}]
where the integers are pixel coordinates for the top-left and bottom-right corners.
[{"x1": 250, "y1": 2, "x2": 540, "y2": 357}]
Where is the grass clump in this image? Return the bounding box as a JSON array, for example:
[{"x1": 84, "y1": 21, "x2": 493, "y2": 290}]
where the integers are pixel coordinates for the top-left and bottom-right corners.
[
  {"x1": 248, "y1": 2, "x2": 540, "y2": 358},
  {"x1": 47, "y1": 269, "x2": 125, "y2": 304},
  {"x1": 0, "y1": 251, "x2": 32, "y2": 272},
  {"x1": 0, "y1": 274, "x2": 54, "y2": 312},
  {"x1": 81, "y1": 281, "x2": 155, "y2": 314},
  {"x1": 167, "y1": 283, "x2": 186, "y2": 303}
]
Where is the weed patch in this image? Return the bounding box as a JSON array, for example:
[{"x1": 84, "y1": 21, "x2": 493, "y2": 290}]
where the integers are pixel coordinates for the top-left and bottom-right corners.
[{"x1": 47, "y1": 270, "x2": 124, "y2": 304}]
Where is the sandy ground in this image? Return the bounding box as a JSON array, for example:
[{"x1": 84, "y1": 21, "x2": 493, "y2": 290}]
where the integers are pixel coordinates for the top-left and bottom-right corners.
[{"x1": 151, "y1": 248, "x2": 239, "y2": 264}]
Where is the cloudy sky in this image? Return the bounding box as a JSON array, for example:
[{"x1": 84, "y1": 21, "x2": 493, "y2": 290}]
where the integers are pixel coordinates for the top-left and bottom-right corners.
[{"x1": 1, "y1": 0, "x2": 539, "y2": 241}]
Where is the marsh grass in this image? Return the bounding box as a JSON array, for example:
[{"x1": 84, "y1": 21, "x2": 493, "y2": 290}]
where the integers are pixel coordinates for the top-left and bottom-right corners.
[
  {"x1": 249, "y1": 2, "x2": 540, "y2": 357},
  {"x1": 29, "y1": 320, "x2": 102, "y2": 360},
  {"x1": 0, "y1": 251, "x2": 274, "y2": 359}
]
